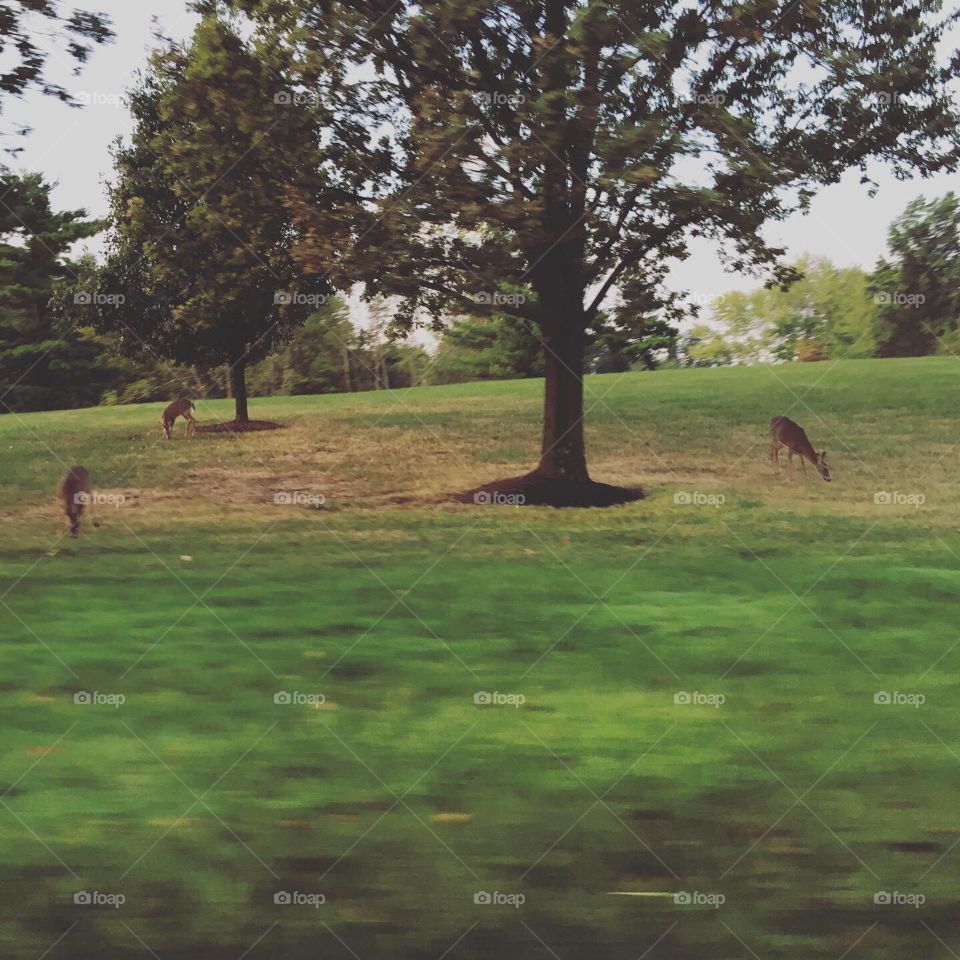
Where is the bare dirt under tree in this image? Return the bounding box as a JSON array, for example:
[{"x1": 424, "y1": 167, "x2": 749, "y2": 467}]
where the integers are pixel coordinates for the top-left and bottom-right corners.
[
  {"x1": 195, "y1": 420, "x2": 284, "y2": 434},
  {"x1": 455, "y1": 468, "x2": 644, "y2": 508}
]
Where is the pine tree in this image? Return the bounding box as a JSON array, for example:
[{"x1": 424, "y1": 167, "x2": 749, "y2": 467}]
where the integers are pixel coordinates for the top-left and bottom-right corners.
[{"x1": 0, "y1": 172, "x2": 107, "y2": 411}]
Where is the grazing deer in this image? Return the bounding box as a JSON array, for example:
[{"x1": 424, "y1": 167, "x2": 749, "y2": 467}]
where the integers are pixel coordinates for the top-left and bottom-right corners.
[
  {"x1": 770, "y1": 416, "x2": 831, "y2": 481},
  {"x1": 58, "y1": 466, "x2": 91, "y2": 537},
  {"x1": 161, "y1": 398, "x2": 198, "y2": 439}
]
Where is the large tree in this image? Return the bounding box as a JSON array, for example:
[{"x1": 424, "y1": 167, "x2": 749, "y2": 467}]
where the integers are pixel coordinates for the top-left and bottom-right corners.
[
  {"x1": 230, "y1": 0, "x2": 960, "y2": 503},
  {"x1": 870, "y1": 193, "x2": 960, "y2": 357},
  {"x1": 99, "y1": 14, "x2": 330, "y2": 424}
]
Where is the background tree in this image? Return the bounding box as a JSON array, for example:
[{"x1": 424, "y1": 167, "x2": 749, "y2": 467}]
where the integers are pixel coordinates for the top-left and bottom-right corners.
[
  {"x1": 97, "y1": 14, "x2": 330, "y2": 424},
  {"x1": 0, "y1": 173, "x2": 114, "y2": 411},
  {"x1": 0, "y1": 0, "x2": 113, "y2": 149},
  {"x1": 431, "y1": 313, "x2": 545, "y2": 385},
  {"x1": 706, "y1": 257, "x2": 876, "y2": 364},
  {"x1": 870, "y1": 193, "x2": 960, "y2": 357},
  {"x1": 231, "y1": 0, "x2": 960, "y2": 504}
]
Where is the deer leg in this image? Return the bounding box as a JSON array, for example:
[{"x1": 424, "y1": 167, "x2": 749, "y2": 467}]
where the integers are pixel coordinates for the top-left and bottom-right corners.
[
  {"x1": 771, "y1": 442, "x2": 781, "y2": 470},
  {"x1": 185, "y1": 413, "x2": 197, "y2": 436}
]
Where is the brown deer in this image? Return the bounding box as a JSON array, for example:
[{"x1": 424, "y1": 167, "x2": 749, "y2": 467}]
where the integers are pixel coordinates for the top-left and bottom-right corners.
[
  {"x1": 58, "y1": 466, "x2": 91, "y2": 537},
  {"x1": 770, "y1": 416, "x2": 831, "y2": 481},
  {"x1": 161, "y1": 398, "x2": 198, "y2": 439}
]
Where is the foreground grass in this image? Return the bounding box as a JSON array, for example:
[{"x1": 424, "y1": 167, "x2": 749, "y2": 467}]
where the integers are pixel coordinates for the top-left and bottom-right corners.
[{"x1": 1, "y1": 358, "x2": 959, "y2": 959}]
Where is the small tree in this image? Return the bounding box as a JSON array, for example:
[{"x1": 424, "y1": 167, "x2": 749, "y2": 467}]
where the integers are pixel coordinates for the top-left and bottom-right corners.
[
  {"x1": 99, "y1": 14, "x2": 329, "y2": 424},
  {"x1": 232, "y1": 0, "x2": 960, "y2": 504},
  {"x1": 870, "y1": 194, "x2": 960, "y2": 357}
]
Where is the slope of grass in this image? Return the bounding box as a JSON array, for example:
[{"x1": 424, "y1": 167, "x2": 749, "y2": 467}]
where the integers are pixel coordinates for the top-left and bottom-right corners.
[{"x1": 1, "y1": 357, "x2": 959, "y2": 959}]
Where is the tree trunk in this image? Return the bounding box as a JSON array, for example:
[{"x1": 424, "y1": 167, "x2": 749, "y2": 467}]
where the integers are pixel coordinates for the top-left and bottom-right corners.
[
  {"x1": 230, "y1": 359, "x2": 249, "y2": 423},
  {"x1": 539, "y1": 319, "x2": 589, "y2": 482},
  {"x1": 454, "y1": 300, "x2": 642, "y2": 507}
]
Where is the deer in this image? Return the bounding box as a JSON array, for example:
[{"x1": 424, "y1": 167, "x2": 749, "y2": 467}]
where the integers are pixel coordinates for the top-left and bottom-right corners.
[
  {"x1": 770, "y1": 416, "x2": 831, "y2": 481},
  {"x1": 58, "y1": 466, "x2": 91, "y2": 537},
  {"x1": 161, "y1": 398, "x2": 198, "y2": 439}
]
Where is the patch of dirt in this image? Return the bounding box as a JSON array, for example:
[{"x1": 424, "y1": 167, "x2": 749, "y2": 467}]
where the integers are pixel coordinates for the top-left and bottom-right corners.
[
  {"x1": 195, "y1": 419, "x2": 284, "y2": 434},
  {"x1": 455, "y1": 468, "x2": 644, "y2": 508}
]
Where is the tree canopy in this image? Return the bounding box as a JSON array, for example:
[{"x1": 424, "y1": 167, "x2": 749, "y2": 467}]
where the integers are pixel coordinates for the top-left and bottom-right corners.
[
  {"x1": 95, "y1": 14, "x2": 330, "y2": 423},
  {"x1": 871, "y1": 193, "x2": 960, "y2": 357},
  {"x1": 0, "y1": 0, "x2": 113, "y2": 149},
  {"x1": 225, "y1": 0, "x2": 960, "y2": 503}
]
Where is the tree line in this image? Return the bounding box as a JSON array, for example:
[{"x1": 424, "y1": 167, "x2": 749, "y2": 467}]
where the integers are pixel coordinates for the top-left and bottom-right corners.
[{"x1": 2, "y1": 0, "x2": 960, "y2": 504}]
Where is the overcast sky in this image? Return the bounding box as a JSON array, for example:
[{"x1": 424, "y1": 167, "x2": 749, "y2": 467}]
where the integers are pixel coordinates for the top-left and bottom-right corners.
[{"x1": 4, "y1": 0, "x2": 960, "y2": 327}]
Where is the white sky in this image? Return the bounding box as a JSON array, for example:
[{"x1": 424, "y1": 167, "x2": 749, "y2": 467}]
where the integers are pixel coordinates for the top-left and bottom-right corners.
[{"x1": 3, "y1": 0, "x2": 959, "y2": 337}]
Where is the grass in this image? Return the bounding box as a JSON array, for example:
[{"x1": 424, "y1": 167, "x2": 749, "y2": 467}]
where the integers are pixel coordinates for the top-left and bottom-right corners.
[{"x1": 1, "y1": 357, "x2": 959, "y2": 958}]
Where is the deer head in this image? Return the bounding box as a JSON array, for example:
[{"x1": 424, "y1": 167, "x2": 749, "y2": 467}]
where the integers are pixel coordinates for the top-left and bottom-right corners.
[{"x1": 816, "y1": 451, "x2": 831, "y2": 482}]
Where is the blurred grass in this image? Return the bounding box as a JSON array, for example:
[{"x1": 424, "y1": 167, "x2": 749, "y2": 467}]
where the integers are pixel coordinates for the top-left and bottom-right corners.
[{"x1": 1, "y1": 357, "x2": 959, "y2": 958}]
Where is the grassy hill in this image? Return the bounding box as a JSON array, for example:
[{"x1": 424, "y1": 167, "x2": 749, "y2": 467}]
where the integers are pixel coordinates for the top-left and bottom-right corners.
[{"x1": 1, "y1": 357, "x2": 958, "y2": 958}]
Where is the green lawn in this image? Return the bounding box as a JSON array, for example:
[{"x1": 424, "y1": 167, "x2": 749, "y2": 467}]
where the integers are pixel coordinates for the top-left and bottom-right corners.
[{"x1": 1, "y1": 357, "x2": 959, "y2": 958}]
